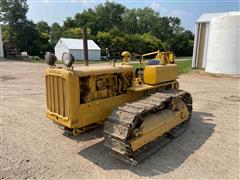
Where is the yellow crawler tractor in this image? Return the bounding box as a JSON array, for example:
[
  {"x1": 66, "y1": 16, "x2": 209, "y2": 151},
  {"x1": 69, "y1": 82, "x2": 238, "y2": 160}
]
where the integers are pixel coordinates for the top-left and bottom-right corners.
[{"x1": 44, "y1": 30, "x2": 192, "y2": 164}]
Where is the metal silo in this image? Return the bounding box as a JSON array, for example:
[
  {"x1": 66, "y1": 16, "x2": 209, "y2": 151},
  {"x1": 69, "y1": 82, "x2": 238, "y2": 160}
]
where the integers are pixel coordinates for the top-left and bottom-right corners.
[{"x1": 205, "y1": 12, "x2": 240, "y2": 74}]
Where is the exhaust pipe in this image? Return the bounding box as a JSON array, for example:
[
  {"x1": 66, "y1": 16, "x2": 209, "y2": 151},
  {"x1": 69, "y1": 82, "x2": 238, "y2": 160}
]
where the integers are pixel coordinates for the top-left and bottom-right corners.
[{"x1": 82, "y1": 26, "x2": 89, "y2": 66}]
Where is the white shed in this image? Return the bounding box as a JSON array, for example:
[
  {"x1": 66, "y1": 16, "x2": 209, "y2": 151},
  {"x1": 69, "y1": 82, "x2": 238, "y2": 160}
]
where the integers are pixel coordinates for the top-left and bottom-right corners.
[
  {"x1": 55, "y1": 38, "x2": 101, "y2": 61},
  {"x1": 0, "y1": 25, "x2": 4, "y2": 58},
  {"x1": 192, "y1": 11, "x2": 240, "y2": 74}
]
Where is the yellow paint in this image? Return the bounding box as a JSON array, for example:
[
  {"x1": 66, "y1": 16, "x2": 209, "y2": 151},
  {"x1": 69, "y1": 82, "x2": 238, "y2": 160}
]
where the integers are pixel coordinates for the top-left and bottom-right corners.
[
  {"x1": 144, "y1": 64, "x2": 178, "y2": 85},
  {"x1": 128, "y1": 81, "x2": 177, "y2": 92},
  {"x1": 45, "y1": 58, "x2": 179, "y2": 133},
  {"x1": 142, "y1": 50, "x2": 175, "y2": 64},
  {"x1": 45, "y1": 65, "x2": 133, "y2": 129},
  {"x1": 130, "y1": 99, "x2": 189, "y2": 151}
]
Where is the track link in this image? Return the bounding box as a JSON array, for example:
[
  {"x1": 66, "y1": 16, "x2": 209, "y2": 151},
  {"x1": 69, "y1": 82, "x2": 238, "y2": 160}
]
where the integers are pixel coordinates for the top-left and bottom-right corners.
[{"x1": 104, "y1": 89, "x2": 192, "y2": 164}]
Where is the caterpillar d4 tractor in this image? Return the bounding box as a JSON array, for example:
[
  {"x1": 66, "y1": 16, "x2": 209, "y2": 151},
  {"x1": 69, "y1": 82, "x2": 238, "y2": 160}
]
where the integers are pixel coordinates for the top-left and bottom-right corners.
[{"x1": 44, "y1": 50, "x2": 192, "y2": 165}]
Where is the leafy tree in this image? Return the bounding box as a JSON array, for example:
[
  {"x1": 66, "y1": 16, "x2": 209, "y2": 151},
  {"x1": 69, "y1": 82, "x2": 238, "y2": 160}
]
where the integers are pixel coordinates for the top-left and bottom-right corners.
[
  {"x1": 63, "y1": 27, "x2": 82, "y2": 39},
  {"x1": 96, "y1": 28, "x2": 164, "y2": 54},
  {"x1": 124, "y1": 33, "x2": 163, "y2": 53},
  {"x1": 36, "y1": 21, "x2": 52, "y2": 55},
  {"x1": 139, "y1": 33, "x2": 163, "y2": 52},
  {"x1": 1, "y1": 0, "x2": 194, "y2": 57},
  {"x1": 168, "y1": 17, "x2": 184, "y2": 35},
  {"x1": 50, "y1": 22, "x2": 63, "y2": 46},
  {"x1": 0, "y1": 0, "x2": 28, "y2": 42},
  {"x1": 122, "y1": 9, "x2": 138, "y2": 34},
  {"x1": 96, "y1": 28, "x2": 126, "y2": 52},
  {"x1": 96, "y1": 31, "x2": 112, "y2": 49},
  {"x1": 63, "y1": 17, "x2": 76, "y2": 29},
  {"x1": 95, "y1": 2, "x2": 126, "y2": 32},
  {"x1": 121, "y1": 7, "x2": 183, "y2": 45},
  {"x1": 74, "y1": 9, "x2": 98, "y2": 35},
  {"x1": 36, "y1": 21, "x2": 51, "y2": 34},
  {"x1": 1, "y1": 24, "x2": 10, "y2": 41},
  {"x1": 0, "y1": 0, "x2": 53, "y2": 56},
  {"x1": 0, "y1": 0, "x2": 28, "y2": 27},
  {"x1": 16, "y1": 20, "x2": 44, "y2": 56},
  {"x1": 170, "y1": 30, "x2": 194, "y2": 56},
  {"x1": 38, "y1": 32, "x2": 53, "y2": 57},
  {"x1": 135, "y1": 8, "x2": 160, "y2": 34}
]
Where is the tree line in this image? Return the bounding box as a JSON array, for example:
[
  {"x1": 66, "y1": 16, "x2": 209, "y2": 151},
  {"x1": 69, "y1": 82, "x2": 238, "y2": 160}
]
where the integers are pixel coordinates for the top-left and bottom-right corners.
[{"x1": 0, "y1": 0, "x2": 194, "y2": 58}]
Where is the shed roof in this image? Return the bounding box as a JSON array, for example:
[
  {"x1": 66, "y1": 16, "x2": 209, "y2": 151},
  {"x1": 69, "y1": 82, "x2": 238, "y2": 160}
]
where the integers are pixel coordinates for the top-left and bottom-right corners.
[
  {"x1": 59, "y1": 38, "x2": 101, "y2": 50},
  {"x1": 197, "y1": 12, "x2": 230, "y2": 23}
]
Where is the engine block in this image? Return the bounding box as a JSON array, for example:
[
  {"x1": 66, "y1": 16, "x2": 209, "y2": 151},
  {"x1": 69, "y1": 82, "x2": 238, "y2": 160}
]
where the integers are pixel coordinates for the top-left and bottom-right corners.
[{"x1": 79, "y1": 73, "x2": 133, "y2": 104}]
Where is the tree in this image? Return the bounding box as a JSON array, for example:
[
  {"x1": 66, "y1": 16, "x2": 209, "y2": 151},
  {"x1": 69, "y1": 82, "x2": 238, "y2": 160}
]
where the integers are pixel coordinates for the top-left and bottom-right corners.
[
  {"x1": 96, "y1": 31, "x2": 112, "y2": 49},
  {"x1": 50, "y1": 23, "x2": 63, "y2": 46},
  {"x1": 1, "y1": 0, "x2": 194, "y2": 57},
  {"x1": 168, "y1": 17, "x2": 184, "y2": 35},
  {"x1": 16, "y1": 20, "x2": 45, "y2": 56},
  {"x1": 95, "y1": 2, "x2": 126, "y2": 32},
  {"x1": 121, "y1": 7, "x2": 179, "y2": 44},
  {"x1": 1, "y1": 24, "x2": 10, "y2": 41},
  {"x1": 124, "y1": 33, "x2": 163, "y2": 53},
  {"x1": 36, "y1": 21, "x2": 51, "y2": 34},
  {"x1": 38, "y1": 32, "x2": 53, "y2": 57},
  {"x1": 135, "y1": 8, "x2": 160, "y2": 34},
  {"x1": 74, "y1": 9, "x2": 98, "y2": 36},
  {"x1": 63, "y1": 27, "x2": 82, "y2": 39},
  {"x1": 63, "y1": 17, "x2": 76, "y2": 29},
  {"x1": 0, "y1": 0, "x2": 51, "y2": 56},
  {"x1": 35, "y1": 21, "x2": 53, "y2": 55},
  {"x1": 0, "y1": 0, "x2": 28, "y2": 42},
  {"x1": 122, "y1": 9, "x2": 138, "y2": 34},
  {"x1": 155, "y1": 17, "x2": 173, "y2": 42},
  {"x1": 170, "y1": 30, "x2": 194, "y2": 56},
  {"x1": 0, "y1": 0, "x2": 28, "y2": 27}
]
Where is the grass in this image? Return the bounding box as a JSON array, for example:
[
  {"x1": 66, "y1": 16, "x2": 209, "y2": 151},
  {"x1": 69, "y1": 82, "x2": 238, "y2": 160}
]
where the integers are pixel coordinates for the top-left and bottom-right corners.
[
  {"x1": 175, "y1": 56, "x2": 192, "y2": 60},
  {"x1": 175, "y1": 60, "x2": 192, "y2": 74}
]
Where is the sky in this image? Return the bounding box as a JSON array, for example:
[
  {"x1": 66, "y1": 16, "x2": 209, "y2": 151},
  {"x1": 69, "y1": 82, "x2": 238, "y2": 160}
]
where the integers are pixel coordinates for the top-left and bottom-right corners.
[{"x1": 27, "y1": 0, "x2": 239, "y2": 32}]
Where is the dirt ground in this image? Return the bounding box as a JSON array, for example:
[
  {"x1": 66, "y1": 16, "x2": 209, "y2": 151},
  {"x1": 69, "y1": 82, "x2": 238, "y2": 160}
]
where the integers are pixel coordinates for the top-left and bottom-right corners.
[{"x1": 1, "y1": 61, "x2": 239, "y2": 179}]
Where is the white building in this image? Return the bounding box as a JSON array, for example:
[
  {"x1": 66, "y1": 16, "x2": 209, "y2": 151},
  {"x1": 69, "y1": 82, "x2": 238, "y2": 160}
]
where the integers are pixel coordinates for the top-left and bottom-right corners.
[
  {"x1": 0, "y1": 25, "x2": 4, "y2": 58},
  {"x1": 192, "y1": 12, "x2": 240, "y2": 74},
  {"x1": 55, "y1": 38, "x2": 101, "y2": 61}
]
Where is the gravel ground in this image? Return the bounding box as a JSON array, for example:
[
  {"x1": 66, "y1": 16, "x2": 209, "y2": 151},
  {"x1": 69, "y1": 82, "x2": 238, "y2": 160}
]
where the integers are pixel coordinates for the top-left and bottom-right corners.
[{"x1": 1, "y1": 61, "x2": 239, "y2": 179}]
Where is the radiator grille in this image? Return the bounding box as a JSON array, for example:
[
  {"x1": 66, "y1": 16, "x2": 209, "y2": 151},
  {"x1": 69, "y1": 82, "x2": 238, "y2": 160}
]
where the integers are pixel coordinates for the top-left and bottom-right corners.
[{"x1": 46, "y1": 75, "x2": 68, "y2": 117}]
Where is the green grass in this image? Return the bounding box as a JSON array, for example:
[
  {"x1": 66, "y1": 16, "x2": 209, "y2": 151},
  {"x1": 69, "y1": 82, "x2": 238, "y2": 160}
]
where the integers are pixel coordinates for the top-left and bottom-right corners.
[
  {"x1": 131, "y1": 62, "x2": 142, "y2": 69},
  {"x1": 175, "y1": 60, "x2": 192, "y2": 74},
  {"x1": 175, "y1": 56, "x2": 192, "y2": 60}
]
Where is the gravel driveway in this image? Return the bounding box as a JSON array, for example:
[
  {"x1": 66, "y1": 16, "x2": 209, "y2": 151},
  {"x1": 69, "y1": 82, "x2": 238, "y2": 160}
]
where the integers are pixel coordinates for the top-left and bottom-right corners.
[{"x1": 1, "y1": 61, "x2": 239, "y2": 179}]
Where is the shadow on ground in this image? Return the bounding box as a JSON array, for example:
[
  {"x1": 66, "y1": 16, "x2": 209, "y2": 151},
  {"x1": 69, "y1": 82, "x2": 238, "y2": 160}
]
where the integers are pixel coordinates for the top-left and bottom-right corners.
[
  {"x1": 78, "y1": 111, "x2": 216, "y2": 176},
  {"x1": 62, "y1": 126, "x2": 103, "y2": 142}
]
